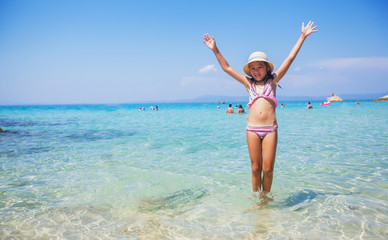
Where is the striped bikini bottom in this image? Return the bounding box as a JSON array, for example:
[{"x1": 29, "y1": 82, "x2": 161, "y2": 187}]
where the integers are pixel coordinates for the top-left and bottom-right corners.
[{"x1": 246, "y1": 125, "x2": 278, "y2": 139}]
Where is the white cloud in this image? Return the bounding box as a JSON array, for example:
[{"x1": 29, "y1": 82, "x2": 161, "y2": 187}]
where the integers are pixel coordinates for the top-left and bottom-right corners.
[
  {"x1": 293, "y1": 66, "x2": 301, "y2": 72},
  {"x1": 283, "y1": 74, "x2": 319, "y2": 88},
  {"x1": 199, "y1": 64, "x2": 217, "y2": 74},
  {"x1": 312, "y1": 57, "x2": 388, "y2": 71},
  {"x1": 278, "y1": 56, "x2": 388, "y2": 96}
]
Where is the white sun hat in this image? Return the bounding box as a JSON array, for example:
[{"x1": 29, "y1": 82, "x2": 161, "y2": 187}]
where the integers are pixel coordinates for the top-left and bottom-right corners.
[{"x1": 243, "y1": 51, "x2": 274, "y2": 76}]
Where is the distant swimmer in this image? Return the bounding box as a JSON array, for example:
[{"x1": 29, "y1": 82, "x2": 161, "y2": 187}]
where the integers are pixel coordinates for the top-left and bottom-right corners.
[
  {"x1": 226, "y1": 104, "x2": 234, "y2": 113},
  {"x1": 238, "y1": 104, "x2": 245, "y2": 113},
  {"x1": 307, "y1": 102, "x2": 313, "y2": 109}
]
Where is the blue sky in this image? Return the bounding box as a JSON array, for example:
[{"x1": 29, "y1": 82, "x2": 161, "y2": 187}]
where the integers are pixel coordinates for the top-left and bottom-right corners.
[{"x1": 1, "y1": 0, "x2": 387, "y2": 105}]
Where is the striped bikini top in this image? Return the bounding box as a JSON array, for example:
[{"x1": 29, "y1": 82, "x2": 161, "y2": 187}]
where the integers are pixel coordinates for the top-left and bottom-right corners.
[{"x1": 247, "y1": 80, "x2": 278, "y2": 108}]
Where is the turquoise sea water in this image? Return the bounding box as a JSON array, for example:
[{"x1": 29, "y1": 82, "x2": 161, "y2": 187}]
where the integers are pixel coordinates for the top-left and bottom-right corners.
[{"x1": 1, "y1": 101, "x2": 387, "y2": 239}]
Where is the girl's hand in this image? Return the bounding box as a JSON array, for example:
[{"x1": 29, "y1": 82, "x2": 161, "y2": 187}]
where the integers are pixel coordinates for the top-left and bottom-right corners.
[
  {"x1": 203, "y1": 33, "x2": 217, "y2": 51},
  {"x1": 301, "y1": 21, "x2": 318, "y2": 38}
]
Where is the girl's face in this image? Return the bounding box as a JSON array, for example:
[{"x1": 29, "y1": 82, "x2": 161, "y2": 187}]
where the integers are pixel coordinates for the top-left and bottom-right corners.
[{"x1": 249, "y1": 61, "x2": 268, "y2": 81}]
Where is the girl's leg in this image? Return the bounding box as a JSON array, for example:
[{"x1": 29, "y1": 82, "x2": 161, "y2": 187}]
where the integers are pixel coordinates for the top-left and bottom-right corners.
[
  {"x1": 261, "y1": 130, "x2": 278, "y2": 193},
  {"x1": 246, "y1": 131, "x2": 263, "y2": 192}
]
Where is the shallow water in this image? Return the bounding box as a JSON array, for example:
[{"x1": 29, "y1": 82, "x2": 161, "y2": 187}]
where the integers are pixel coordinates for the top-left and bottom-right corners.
[{"x1": 1, "y1": 101, "x2": 387, "y2": 239}]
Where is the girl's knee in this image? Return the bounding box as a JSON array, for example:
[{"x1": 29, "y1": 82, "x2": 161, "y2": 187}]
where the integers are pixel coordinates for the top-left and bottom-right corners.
[
  {"x1": 262, "y1": 166, "x2": 273, "y2": 175},
  {"x1": 251, "y1": 164, "x2": 262, "y2": 175}
]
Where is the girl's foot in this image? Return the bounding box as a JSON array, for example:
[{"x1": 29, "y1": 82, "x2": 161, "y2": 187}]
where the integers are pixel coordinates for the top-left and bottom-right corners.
[{"x1": 250, "y1": 191, "x2": 273, "y2": 209}]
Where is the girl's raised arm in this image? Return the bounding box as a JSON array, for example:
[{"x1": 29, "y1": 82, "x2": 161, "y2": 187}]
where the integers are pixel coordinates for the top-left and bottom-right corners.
[
  {"x1": 203, "y1": 34, "x2": 250, "y2": 88},
  {"x1": 274, "y1": 21, "x2": 318, "y2": 83}
]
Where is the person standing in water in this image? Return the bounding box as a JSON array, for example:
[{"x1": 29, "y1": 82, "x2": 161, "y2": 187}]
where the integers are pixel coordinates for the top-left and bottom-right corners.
[
  {"x1": 226, "y1": 104, "x2": 234, "y2": 113},
  {"x1": 203, "y1": 21, "x2": 318, "y2": 201},
  {"x1": 307, "y1": 102, "x2": 313, "y2": 109},
  {"x1": 238, "y1": 105, "x2": 245, "y2": 113}
]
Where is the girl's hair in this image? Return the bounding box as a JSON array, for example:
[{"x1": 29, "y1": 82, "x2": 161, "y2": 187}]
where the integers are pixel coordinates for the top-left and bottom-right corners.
[{"x1": 249, "y1": 62, "x2": 274, "y2": 84}]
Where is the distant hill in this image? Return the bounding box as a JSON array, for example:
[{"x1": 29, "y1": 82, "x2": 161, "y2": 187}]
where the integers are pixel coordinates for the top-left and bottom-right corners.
[
  {"x1": 193, "y1": 95, "x2": 247, "y2": 102},
  {"x1": 186, "y1": 92, "x2": 388, "y2": 103}
]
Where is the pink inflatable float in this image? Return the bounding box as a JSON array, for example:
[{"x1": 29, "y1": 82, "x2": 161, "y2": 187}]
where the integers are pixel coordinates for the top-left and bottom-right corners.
[{"x1": 321, "y1": 98, "x2": 331, "y2": 105}]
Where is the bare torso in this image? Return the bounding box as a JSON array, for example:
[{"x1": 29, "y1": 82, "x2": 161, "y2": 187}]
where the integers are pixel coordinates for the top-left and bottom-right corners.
[{"x1": 246, "y1": 81, "x2": 277, "y2": 127}]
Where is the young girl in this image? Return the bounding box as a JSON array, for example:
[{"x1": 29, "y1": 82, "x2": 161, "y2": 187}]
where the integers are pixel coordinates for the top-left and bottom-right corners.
[{"x1": 203, "y1": 21, "x2": 318, "y2": 199}]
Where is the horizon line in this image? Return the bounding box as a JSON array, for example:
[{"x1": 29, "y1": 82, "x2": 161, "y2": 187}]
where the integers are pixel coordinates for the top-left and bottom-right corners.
[{"x1": 1, "y1": 92, "x2": 387, "y2": 107}]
